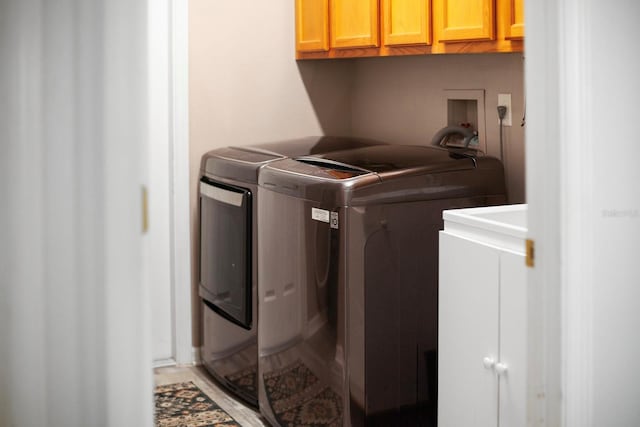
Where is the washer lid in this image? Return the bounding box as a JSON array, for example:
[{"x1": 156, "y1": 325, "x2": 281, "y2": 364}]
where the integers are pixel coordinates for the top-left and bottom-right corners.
[
  {"x1": 304, "y1": 145, "x2": 477, "y2": 178},
  {"x1": 201, "y1": 136, "x2": 388, "y2": 183},
  {"x1": 241, "y1": 135, "x2": 386, "y2": 158}
]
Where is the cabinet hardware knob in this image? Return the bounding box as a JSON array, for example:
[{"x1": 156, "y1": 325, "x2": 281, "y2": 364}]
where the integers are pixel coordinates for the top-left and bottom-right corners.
[
  {"x1": 483, "y1": 357, "x2": 495, "y2": 369},
  {"x1": 495, "y1": 362, "x2": 508, "y2": 375}
]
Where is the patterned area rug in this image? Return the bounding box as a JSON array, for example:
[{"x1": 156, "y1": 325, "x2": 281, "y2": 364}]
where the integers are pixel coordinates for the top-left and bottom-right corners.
[
  {"x1": 154, "y1": 381, "x2": 240, "y2": 427},
  {"x1": 263, "y1": 360, "x2": 342, "y2": 427}
]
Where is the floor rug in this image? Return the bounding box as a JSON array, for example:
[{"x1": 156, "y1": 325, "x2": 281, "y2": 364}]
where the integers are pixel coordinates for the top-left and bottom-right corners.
[
  {"x1": 154, "y1": 381, "x2": 241, "y2": 427},
  {"x1": 263, "y1": 360, "x2": 342, "y2": 427}
]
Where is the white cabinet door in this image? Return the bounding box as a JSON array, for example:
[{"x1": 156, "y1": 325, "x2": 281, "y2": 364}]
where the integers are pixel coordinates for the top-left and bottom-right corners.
[
  {"x1": 498, "y1": 250, "x2": 527, "y2": 427},
  {"x1": 438, "y1": 232, "x2": 500, "y2": 427}
]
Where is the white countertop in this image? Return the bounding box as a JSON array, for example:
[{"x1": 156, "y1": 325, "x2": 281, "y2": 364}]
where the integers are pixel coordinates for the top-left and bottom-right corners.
[{"x1": 442, "y1": 204, "x2": 528, "y2": 254}]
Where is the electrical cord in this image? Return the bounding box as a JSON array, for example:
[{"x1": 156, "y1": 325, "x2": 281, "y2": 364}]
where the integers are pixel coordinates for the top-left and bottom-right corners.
[
  {"x1": 497, "y1": 105, "x2": 507, "y2": 163},
  {"x1": 497, "y1": 105, "x2": 509, "y2": 202}
]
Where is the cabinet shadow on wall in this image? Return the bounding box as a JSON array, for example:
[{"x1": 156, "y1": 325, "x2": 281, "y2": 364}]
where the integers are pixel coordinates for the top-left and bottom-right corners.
[{"x1": 296, "y1": 60, "x2": 356, "y2": 136}]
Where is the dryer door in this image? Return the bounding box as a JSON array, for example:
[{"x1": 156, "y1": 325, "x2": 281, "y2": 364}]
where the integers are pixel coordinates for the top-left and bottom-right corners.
[{"x1": 199, "y1": 177, "x2": 252, "y2": 329}]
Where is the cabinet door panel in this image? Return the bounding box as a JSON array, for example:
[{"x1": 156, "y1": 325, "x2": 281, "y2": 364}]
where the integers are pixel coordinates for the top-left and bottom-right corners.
[
  {"x1": 498, "y1": 251, "x2": 527, "y2": 427},
  {"x1": 438, "y1": 0, "x2": 495, "y2": 42},
  {"x1": 382, "y1": 0, "x2": 432, "y2": 46},
  {"x1": 330, "y1": 0, "x2": 379, "y2": 48},
  {"x1": 502, "y1": 0, "x2": 524, "y2": 39},
  {"x1": 438, "y1": 232, "x2": 499, "y2": 427},
  {"x1": 296, "y1": 0, "x2": 329, "y2": 52}
]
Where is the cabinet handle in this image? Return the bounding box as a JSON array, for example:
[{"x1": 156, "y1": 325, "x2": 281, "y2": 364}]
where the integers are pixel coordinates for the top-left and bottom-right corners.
[
  {"x1": 483, "y1": 357, "x2": 495, "y2": 369},
  {"x1": 495, "y1": 362, "x2": 508, "y2": 375}
]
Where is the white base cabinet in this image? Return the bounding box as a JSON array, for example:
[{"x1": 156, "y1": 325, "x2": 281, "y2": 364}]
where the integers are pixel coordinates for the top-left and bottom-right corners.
[{"x1": 438, "y1": 204, "x2": 527, "y2": 427}]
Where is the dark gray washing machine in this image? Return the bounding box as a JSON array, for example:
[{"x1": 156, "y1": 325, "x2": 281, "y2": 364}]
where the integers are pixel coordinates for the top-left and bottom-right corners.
[
  {"x1": 198, "y1": 136, "x2": 385, "y2": 408},
  {"x1": 256, "y1": 145, "x2": 507, "y2": 426}
]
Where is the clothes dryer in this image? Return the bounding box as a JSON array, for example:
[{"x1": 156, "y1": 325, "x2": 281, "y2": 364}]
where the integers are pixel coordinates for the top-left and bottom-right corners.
[
  {"x1": 256, "y1": 145, "x2": 506, "y2": 425},
  {"x1": 198, "y1": 136, "x2": 384, "y2": 408}
]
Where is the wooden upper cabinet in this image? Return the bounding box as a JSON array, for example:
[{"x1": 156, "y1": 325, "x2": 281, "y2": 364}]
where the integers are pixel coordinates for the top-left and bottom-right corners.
[
  {"x1": 330, "y1": 0, "x2": 379, "y2": 49},
  {"x1": 382, "y1": 0, "x2": 432, "y2": 46},
  {"x1": 295, "y1": 0, "x2": 329, "y2": 52},
  {"x1": 502, "y1": 0, "x2": 524, "y2": 39},
  {"x1": 436, "y1": 0, "x2": 495, "y2": 42},
  {"x1": 296, "y1": 0, "x2": 522, "y2": 59}
]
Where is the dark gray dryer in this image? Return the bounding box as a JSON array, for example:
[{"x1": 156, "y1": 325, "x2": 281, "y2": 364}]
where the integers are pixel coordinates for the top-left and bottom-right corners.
[
  {"x1": 198, "y1": 136, "x2": 385, "y2": 408},
  {"x1": 256, "y1": 145, "x2": 507, "y2": 426}
]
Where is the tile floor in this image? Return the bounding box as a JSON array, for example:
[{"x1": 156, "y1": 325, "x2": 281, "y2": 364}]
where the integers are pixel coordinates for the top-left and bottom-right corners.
[{"x1": 154, "y1": 365, "x2": 269, "y2": 427}]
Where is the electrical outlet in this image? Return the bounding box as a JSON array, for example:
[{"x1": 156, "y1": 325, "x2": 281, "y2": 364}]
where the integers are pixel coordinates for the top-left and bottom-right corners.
[{"x1": 498, "y1": 93, "x2": 512, "y2": 126}]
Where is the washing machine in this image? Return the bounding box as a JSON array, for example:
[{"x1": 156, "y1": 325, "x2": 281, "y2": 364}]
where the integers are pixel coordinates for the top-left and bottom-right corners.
[
  {"x1": 198, "y1": 136, "x2": 385, "y2": 408},
  {"x1": 256, "y1": 144, "x2": 507, "y2": 426}
]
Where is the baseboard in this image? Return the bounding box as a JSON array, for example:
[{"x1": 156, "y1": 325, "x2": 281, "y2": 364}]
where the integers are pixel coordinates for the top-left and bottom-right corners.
[{"x1": 153, "y1": 358, "x2": 177, "y2": 369}]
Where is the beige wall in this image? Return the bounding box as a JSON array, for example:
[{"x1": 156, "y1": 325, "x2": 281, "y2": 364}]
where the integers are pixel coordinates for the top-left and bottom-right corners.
[
  {"x1": 350, "y1": 53, "x2": 526, "y2": 203},
  {"x1": 189, "y1": 0, "x2": 353, "y2": 345}
]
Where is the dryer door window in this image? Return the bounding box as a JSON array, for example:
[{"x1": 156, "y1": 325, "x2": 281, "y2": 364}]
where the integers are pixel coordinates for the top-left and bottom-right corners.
[{"x1": 199, "y1": 177, "x2": 252, "y2": 329}]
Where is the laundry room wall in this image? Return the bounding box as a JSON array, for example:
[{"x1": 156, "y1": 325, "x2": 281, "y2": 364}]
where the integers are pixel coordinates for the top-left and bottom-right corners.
[
  {"x1": 350, "y1": 53, "x2": 525, "y2": 204},
  {"x1": 188, "y1": 0, "x2": 354, "y2": 346}
]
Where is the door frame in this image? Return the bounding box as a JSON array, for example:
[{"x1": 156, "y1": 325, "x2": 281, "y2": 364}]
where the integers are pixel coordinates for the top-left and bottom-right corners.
[
  {"x1": 149, "y1": 0, "x2": 192, "y2": 367},
  {"x1": 169, "y1": 0, "x2": 193, "y2": 365},
  {"x1": 525, "y1": 1, "x2": 620, "y2": 425},
  {"x1": 525, "y1": 0, "x2": 564, "y2": 423}
]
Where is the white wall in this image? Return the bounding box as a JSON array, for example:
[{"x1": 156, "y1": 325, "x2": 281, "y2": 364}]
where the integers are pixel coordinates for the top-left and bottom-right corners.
[
  {"x1": 588, "y1": 3, "x2": 640, "y2": 419},
  {"x1": 351, "y1": 53, "x2": 526, "y2": 203},
  {"x1": 188, "y1": 0, "x2": 354, "y2": 344}
]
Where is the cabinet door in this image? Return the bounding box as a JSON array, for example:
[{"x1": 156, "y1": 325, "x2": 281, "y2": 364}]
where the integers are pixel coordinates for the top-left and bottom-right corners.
[
  {"x1": 501, "y1": 0, "x2": 524, "y2": 39},
  {"x1": 438, "y1": 232, "x2": 499, "y2": 427},
  {"x1": 296, "y1": 0, "x2": 329, "y2": 52},
  {"x1": 330, "y1": 0, "x2": 379, "y2": 49},
  {"x1": 498, "y1": 251, "x2": 527, "y2": 427},
  {"x1": 382, "y1": 0, "x2": 432, "y2": 46},
  {"x1": 436, "y1": 0, "x2": 495, "y2": 42}
]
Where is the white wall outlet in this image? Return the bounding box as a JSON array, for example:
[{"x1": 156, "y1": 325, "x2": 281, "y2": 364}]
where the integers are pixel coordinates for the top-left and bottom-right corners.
[{"x1": 498, "y1": 93, "x2": 512, "y2": 126}]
